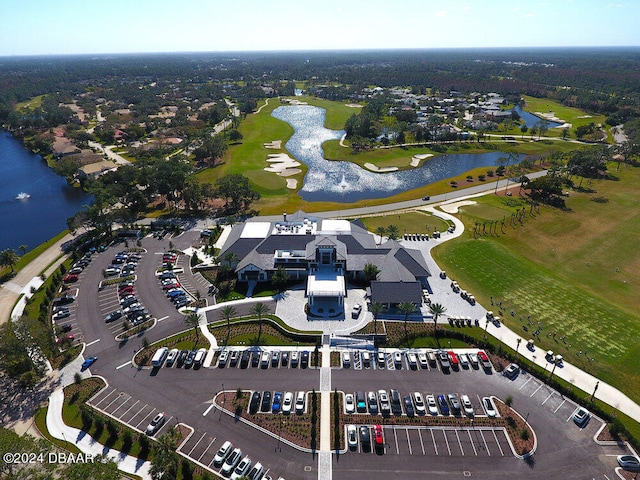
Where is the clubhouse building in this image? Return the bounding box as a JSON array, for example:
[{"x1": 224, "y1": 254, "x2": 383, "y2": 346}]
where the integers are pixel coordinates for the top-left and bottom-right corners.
[{"x1": 219, "y1": 211, "x2": 431, "y2": 317}]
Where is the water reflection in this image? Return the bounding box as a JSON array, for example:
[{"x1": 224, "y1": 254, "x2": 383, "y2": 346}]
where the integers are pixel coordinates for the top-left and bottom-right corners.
[{"x1": 272, "y1": 105, "x2": 519, "y2": 203}]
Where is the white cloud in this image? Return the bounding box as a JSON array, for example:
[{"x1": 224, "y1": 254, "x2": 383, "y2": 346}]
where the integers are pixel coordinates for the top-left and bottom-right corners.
[{"x1": 435, "y1": 10, "x2": 447, "y2": 17}]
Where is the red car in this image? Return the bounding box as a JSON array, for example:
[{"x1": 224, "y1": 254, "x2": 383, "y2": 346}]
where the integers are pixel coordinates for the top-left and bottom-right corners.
[
  {"x1": 477, "y1": 351, "x2": 492, "y2": 370},
  {"x1": 63, "y1": 273, "x2": 79, "y2": 283},
  {"x1": 56, "y1": 334, "x2": 75, "y2": 344},
  {"x1": 447, "y1": 351, "x2": 459, "y2": 366},
  {"x1": 374, "y1": 424, "x2": 384, "y2": 447},
  {"x1": 119, "y1": 286, "x2": 134, "y2": 295}
]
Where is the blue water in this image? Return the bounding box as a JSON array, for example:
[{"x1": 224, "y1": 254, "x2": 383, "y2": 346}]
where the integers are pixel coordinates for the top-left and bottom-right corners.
[
  {"x1": 512, "y1": 105, "x2": 563, "y2": 129},
  {"x1": 0, "y1": 130, "x2": 92, "y2": 252},
  {"x1": 272, "y1": 105, "x2": 519, "y2": 203}
]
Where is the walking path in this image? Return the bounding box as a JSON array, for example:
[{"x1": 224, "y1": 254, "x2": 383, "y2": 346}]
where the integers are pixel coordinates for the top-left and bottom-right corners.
[{"x1": 318, "y1": 341, "x2": 332, "y2": 480}]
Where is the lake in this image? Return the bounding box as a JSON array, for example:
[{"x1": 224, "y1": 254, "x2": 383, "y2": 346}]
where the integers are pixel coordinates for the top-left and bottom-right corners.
[
  {"x1": 272, "y1": 105, "x2": 520, "y2": 203},
  {"x1": 0, "y1": 130, "x2": 92, "y2": 253},
  {"x1": 512, "y1": 105, "x2": 563, "y2": 129}
]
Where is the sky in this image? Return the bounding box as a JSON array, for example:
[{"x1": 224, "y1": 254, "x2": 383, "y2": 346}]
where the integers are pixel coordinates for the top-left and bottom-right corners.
[{"x1": 0, "y1": 0, "x2": 638, "y2": 56}]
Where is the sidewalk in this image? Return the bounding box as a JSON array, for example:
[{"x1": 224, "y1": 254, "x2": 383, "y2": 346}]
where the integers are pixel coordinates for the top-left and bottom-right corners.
[{"x1": 46, "y1": 388, "x2": 151, "y2": 479}]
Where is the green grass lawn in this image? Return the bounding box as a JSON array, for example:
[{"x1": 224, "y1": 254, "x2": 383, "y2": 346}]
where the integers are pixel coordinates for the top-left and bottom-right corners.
[
  {"x1": 521, "y1": 95, "x2": 607, "y2": 133},
  {"x1": 432, "y1": 164, "x2": 640, "y2": 403},
  {"x1": 360, "y1": 211, "x2": 451, "y2": 235}
]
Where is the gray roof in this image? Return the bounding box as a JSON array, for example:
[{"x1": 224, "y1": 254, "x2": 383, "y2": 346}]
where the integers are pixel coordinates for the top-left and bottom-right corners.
[{"x1": 370, "y1": 281, "x2": 423, "y2": 304}]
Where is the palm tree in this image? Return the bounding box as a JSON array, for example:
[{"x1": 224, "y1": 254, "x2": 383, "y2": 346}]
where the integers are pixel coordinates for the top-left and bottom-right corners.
[
  {"x1": 428, "y1": 303, "x2": 447, "y2": 345},
  {"x1": 219, "y1": 305, "x2": 237, "y2": 346},
  {"x1": 251, "y1": 302, "x2": 270, "y2": 346},
  {"x1": 363, "y1": 263, "x2": 380, "y2": 285},
  {"x1": 18, "y1": 244, "x2": 27, "y2": 256},
  {"x1": 184, "y1": 312, "x2": 200, "y2": 346},
  {"x1": 370, "y1": 302, "x2": 385, "y2": 347},
  {"x1": 397, "y1": 302, "x2": 416, "y2": 346},
  {"x1": 386, "y1": 225, "x2": 400, "y2": 241},
  {"x1": 0, "y1": 249, "x2": 20, "y2": 273},
  {"x1": 375, "y1": 226, "x2": 387, "y2": 245}
]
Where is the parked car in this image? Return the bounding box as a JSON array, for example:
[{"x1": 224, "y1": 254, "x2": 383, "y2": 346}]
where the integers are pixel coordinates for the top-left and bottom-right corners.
[
  {"x1": 218, "y1": 349, "x2": 229, "y2": 367},
  {"x1": 53, "y1": 295, "x2": 75, "y2": 306},
  {"x1": 447, "y1": 393, "x2": 461, "y2": 415},
  {"x1": 378, "y1": 390, "x2": 391, "y2": 416},
  {"x1": 230, "y1": 350, "x2": 239, "y2": 367},
  {"x1": 503, "y1": 363, "x2": 520, "y2": 379},
  {"x1": 271, "y1": 350, "x2": 280, "y2": 367},
  {"x1": 437, "y1": 394, "x2": 450, "y2": 415},
  {"x1": 240, "y1": 350, "x2": 250, "y2": 368},
  {"x1": 359, "y1": 425, "x2": 371, "y2": 449},
  {"x1": 367, "y1": 391, "x2": 379, "y2": 415},
  {"x1": 165, "y1": 348, "x2": 179, "y2": 367},
  {"x1": 373, "y1": 424, "x2": 384, "y2": 448},
  {"x1": 468, "y1": 352, "x2": 479, "y2": 367},
  {"x1": 212, "y1": 440, "x2": 233, "y2": 467},
  {"x1": 176, "y1": 350, "x2": 188, "y2": 367},
  {"x1": 247, "y1": 462, "x2": 264, "y2": 480},
  {"x1": 345, "y1": 393, "x2": 355, "y2": 414},
  {"x1": 390, "y1": 389, "x2": 402, "y2": 416},
  {"x1": 447, "y1": 351, "x2": 459, "y2": 369},
  {"x1": 478, "y1": 351, "x2": 492, "y2": 370},
  {"x1": 356, "y1": 391, "x2": 367, "y2": 413},
  {"x1": 342, "y1": 352, "x2": 351, "y2": 368},
  {"x1": 60, "y1": 324, "x2": 72, "y2": 333},
  {"x1": 460, "y1": 394, "x2": 474, "y2": 416},
  {"x1": 437, "y1": 351, "x2": 450, "y2": 369},
  {"x1": 291, "y1": 351, "x2": 299, "y2": 367},
  {"x1": 573, "y1": 407, "x2": 590, "y2": 427},
  {"x1": 230, "y1": 456, "x2": 251, "y2": 480},
  {"x1": 272, "y1": 392, "x2": 282, "y2": 413},
  {"x1": 251, "y1": 350, "x2": 260, "y2": 368},
  {"x1": 351, "y1": 303, "x2": 362, "y2": 318},
  {"x1": 281, "y1": 351, "x2": 289, "y2": 366},
  {"x1": 403, "y1": 396, "x2": 415, "y2": 417},
  {"x1": 220, "y1": 448, "x2": 242, "y2": 476},
  {"x1": 407, "y1": 352, "x2": 418, "y2": 369},
  {"x1": 183, "y1": 350, "x2": 196, "y2": 368},
  {"x1": 413, "y1": 392, "x2": 426, "y2": 415},
  {"x1": 295, "y1": 391, "x2": 306, "y2": 414},
  {"x1": 260, "y1": 391, "x2": 272, "y2": 412},
  {"x1": 282, "y1": 392, "x2": 293, "y2": 414},
  {"x1": 418, "y1": 352, "x2": 428, "y2": 369},
  {"x1": 393, "y1": 351, "x2": 403, "y2": 367},
  {"x1": 458, "y1": 353, "x2": 470, "y2": 368},
  {"x1": 482, "y1": 397, "x2": 497, "y2": 417},
  {"x1": 300, "y1": 350, "x2": 309, "y2": 368},
  {"x1": 63, "y1": 273, "x2": 79, "y2": 283},
  {"x1": 617, "y1": 455, "x2": 640, "y2": 470},
  {"x1": 145, "y1": 412, "x2": 166, "y2": 435},
  {"x1": 426, "y1": 394, "x2": 439, "y2": 415},
  {"x1": 249, "y1": 391, "x2": 261, "y2": 414},
  {"x1": 52, "y1": 310, "x2": 71, "y2": 321},
  {"x1": 56, "y1": 334, "x2": 75, "y2": 344},
  {"x1": 104, "y1": 310, "x2": 123, "y2": 323},
  {"x1": 347, "y1": 424, "x2": 358, "y2": 449}
]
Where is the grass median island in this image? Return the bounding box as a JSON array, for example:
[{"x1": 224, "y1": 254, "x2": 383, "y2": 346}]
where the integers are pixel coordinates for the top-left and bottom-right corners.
[
  {"x1": 432, "y1": 163, "x2": 640, "y2": 403},
  {"x1": 359, "y1": 211, "x2": 451, "y2": 235}
]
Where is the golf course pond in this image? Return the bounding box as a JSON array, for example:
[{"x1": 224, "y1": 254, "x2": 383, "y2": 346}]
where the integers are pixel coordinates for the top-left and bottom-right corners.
[{"x1": 272, "y1": 105, "x2": 521, "y2": 203}]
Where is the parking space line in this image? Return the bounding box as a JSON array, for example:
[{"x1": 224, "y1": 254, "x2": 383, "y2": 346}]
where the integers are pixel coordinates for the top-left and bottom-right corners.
[
  {"x1": 116, "y1": 361, "x2": 132, "y2": 370},
  {"x1": 541, "y1": 392, "x2": 555, "y2": 405},
  {"x1": 129, "y1": 404, "x2": 148, "y2": 423},
  {"x1": 492, "y1": 430, "x2": 504, "y2": 456},
  {"x1": 202, "y1": 403, "x2": 215, "y2": 416},
  {"x1": 104, "y1": 393, "x2": 125, "y2": 410},
  {"x1": 188, "y1": 433, "x2": 207, "y2": 456},
  {"x1": 393, "y1": 427, "x2": 399, "y2": 454},
  {"x1": 120, "y1": 399, "x2": 139, "y2": 419},
  {"x1": 566, "y1": 409, "x2": 577, "y2": 422},
  {"x1": 467, "y1": 430, "x2": 477, "y2": 456},
  {"x1": 418, "y1": 429, "x2": 425, "y2": 455},
  {"x1": 406, "y1": 429, "x2": 412, "y2": 455},
  {"x1": 479, "y1": 430, "x2": 490, "y2": 456},
  {"x1": 442, "y1": 429, "x2": 451, "y2": 455},
  {"x1": 530, "y1": 383, "x2": 544, "y2": 397},
  {"x1": 155, "y1": 416, "x2": 173, "y2": 436},
  {"x1": 430, "y1": 428, "x2": 438, "y2": 455},
  {"x1": 519, "y1": 377, "x2": 533, "y2": 390},
  {"x1": 198, "y1": 437, "x2": 216, "y2": 461},
  {"x1": 554, "y1": 399, "x2": 566, "y2": 413},
  {"x1": 157, "y1": 315, "x2": 169, "y2": 322},
  {"x1": 85, "y1": 338, "x2": 100, "y2": 347},
  {"x1": 455, "y1": 430, "x2": 464, "y2": 455},
  {"x1": 136, "y1": 409, "x2": 156, "y2": 429},
  {"x1": 111, "y1": 395, "x2": 132, "y2": 415},
  {"x1": 92, "y1": 388, "x2": 117, "y2": 407}
]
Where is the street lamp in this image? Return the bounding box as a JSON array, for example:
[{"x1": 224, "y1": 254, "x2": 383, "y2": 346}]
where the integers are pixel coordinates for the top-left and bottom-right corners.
[
  {"x1": 591, "y1": 381, "x2": 599, "y2": 402},
  {"x1": 516, "y1": 338, "x2": 522, "y2": 358},
  {"x1": 484, "y1": 319, "x2": 489, "y2": 339}
]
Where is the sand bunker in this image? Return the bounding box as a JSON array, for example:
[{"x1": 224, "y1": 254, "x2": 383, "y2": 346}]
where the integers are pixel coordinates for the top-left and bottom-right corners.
[
  {"x1": 364, "y1": 162, "x2": 399, "y2": 173},
  {"x1": 282, "y1": 98, "x2": 308, "y2": 106},
  {"x1": 440, "y1": 200, "x2": 477, "y2": 214},
  {"x1": 534, "y1": 111, "x2": 563, "y2": 123},
  {"x1": 345, "y1": 103, "x2": 362, "y2": 108},
  {"x1": 286, "y1": 179, "x2": 298, "y2": 189},
  {"x1": 264, "y1": 140, "x2": 282, "y2": 149},
  {"x1": 411, "y1": 153, "x2": 433, "y2": 167}
]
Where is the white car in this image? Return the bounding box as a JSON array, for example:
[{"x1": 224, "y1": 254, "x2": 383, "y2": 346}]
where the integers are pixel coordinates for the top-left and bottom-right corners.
[
  {"x1": 295, "y1": 391, "x2": 306, "y2": 414},
  {"x1": 377, "y1": 351, "x2": 386, "y2": 365},
  {"x1": 291, "y1": 351, "x2": 299, "y2": 367},
  {"x1": 362, "y1": 351, "x2": 371, "y2": 366},
  {"x1": 282, "y1": 392, "x2": 293, "y2": 414},
  {"x1": 460, "y1": 394, "x2": 474, "y2": 416},
  {"x1": 145, "y1": 412, "x2": 166, "y2": 436},
  {"x1": 212, "y1": 440, "x2": 232, "y2": 467},
  {"x1": 260, "y1": 351, "x2": 270, "y2": 368},
  {"x1": 482, "y1": 397, "x2": 497, "y2": 417},
  {"x1": 165, "y1": 348, "x2": 179, "y2": 367},
  {"x1": 413, "y1": 392, "x2": 426, "y2": 415},
  {"x1": 458, "y1": 353, "x2": 470, "y2": 368},
  {"x1": 407, "y1": 352, "x2": 418, "y2": 369},
  {"x1": 247, "y1": 461, "x2": 264, "y2": 480},
  {"x1": 378, "y1": 389, "x2": 391, "y2": 415},
  {"x1": 417, "y1": 352, "x2": 428, "y2": 369},
  {"x1": 617, "y1": 455, "x2": 640, "y2": 470},
  {"x1": 351, "y1": 303, "x2": 362, "y2": 318},
  {"x1": 468, "y1": 352, "x2": 479, "y2": 367},
  {"x1": 220, "y1": 448, "x2": 242, "y2": 476},
  {"x1": 394, "y1": 351, "x2": 403, "y2": 366},
  {"x1": 218, "y1": 349, "x2": 229, "y2": 367},
  {"x1": 345, "y1": 393, "x2": 355, "y2": 414},
  {"x1": 342, "y1": 352, "x2": 351, "y2": 367},
  {"x1": 231, "y1": 456, "x2": 252, "y2": 480},
  {"x1": 426, "y1": 394, "x2": 439, "y2": 415},
  {"x1": 347, "y1": 424, "x2": 358, "y2": 449}
]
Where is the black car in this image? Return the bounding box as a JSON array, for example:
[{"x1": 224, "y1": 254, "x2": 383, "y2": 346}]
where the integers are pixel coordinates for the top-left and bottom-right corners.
[
  {"x1": 60, "y1": 324, "x2": 72, "y2": 333},
  {"x1": 121, "y1": 297, "x2": 138, "y2": 308},
  {"x1": 403, "y1": 396, "x2": 415, "y2": 417},
  {"x1": 53, "y1": 295, "x2": 75, "y2": 306},
  {"x1": 175, "y1": 350, "x2": 188, "y2": 367},
  {"x1": 251, "y1": 351, "x2": 260, "y2": 368},
  {"x1": 104, "y1": 310, "x2": 123, "y2": 323},
  {"x1": 301, "y1": 350, "x2": 309, "y2": 369},
  {"x1": 359, "y1": 425, "x2": 371, "y2": 449},
  {"x1": 249, "y1": 391, "x2": 261, "y2": 414},
  {"x1": 260, "y1": 391, "x2": 272, "y2": 412},
  {"x1": 281, "y1": 352, "x2": 289, "y2": 366},
  {"x1": 184, "y1": 350, "x2": 197, "y2": 368},
  {"x1": 390, "y1": 389, "x2": 402, "y2": 416},
  {"x1": 240, "y1": 350, "x2": 251, "y2": 369}
]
